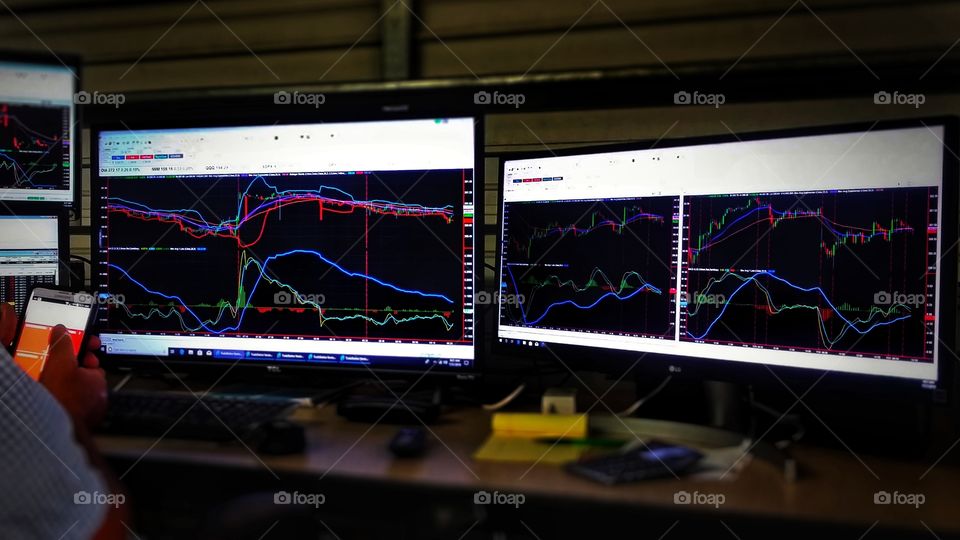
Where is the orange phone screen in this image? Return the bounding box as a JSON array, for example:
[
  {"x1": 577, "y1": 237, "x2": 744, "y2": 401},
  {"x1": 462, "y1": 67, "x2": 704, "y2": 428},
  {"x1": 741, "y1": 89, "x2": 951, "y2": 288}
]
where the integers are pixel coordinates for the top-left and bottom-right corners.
[
  {"x1": 12, "y1": 292, "x2": 91, "y2": 380},
  {"x1": 13, "y1": 324, "x2": 84, "y2": 380}
]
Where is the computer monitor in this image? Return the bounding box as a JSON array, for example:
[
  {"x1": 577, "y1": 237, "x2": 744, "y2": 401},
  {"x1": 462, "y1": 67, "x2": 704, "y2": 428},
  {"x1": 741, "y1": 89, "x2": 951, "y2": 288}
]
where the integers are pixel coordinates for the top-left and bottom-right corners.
[
  {"x1": 0, "y1": 55, "x2": 79, "y2": 208},
  {"x1": 93, "y1": 117, "x2": 480, "y2": 375},
  {"x1": 0, "y1": 213, "x2": 67, "y2": 313},
  {"x1": 497, "y1": 118, "x2": 957, "y2": 389}
]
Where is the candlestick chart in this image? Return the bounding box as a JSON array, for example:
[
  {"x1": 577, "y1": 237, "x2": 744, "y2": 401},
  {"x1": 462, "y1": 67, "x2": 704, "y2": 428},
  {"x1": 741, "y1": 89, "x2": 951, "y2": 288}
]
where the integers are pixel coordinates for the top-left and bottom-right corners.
[
  {"x1": 500, "y1": 196, "x2": 678, "y2": 337},
  {"x1": 680, "y1": 187, "x2": 937, "y2": 360},
  {"x1": 0, "y1": 103, "x2": 70, "y2": 190}
]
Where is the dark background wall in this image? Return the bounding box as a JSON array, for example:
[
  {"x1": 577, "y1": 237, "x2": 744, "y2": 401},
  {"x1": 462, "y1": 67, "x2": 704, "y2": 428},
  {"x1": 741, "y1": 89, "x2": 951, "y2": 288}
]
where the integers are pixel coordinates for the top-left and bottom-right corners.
[{"x1": 2, "y1": 0, "x2": 958, "y2": 269}]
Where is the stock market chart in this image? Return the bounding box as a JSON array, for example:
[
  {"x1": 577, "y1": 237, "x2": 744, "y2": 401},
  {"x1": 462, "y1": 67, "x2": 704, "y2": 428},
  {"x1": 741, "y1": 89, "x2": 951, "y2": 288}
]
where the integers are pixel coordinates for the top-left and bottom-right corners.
[
  {"x1": 100, "y1": 170, "x2": 473, "y2": 344},
  {"x1": 0, "y1": 103, "x2": 71, "y2": 191},
  {"x1": 680, "y1": 188, "x2": 937, "y2": 361},
  {"x1": 500, "y1": 197, "x2": 678, "y2": 338}
]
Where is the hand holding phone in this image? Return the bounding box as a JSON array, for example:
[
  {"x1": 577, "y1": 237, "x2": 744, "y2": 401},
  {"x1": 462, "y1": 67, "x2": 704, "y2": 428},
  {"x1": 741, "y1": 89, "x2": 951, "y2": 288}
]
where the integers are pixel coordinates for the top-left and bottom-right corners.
[
  {"x1": 40, "y1": 326, "x2": 108, "y2": 430},
  {"x1": 8, "y1": 288, "x2": 107, "y2": 429},
  {"x1": 12, "y1": 287, "x2": 96, "y2": 380}
]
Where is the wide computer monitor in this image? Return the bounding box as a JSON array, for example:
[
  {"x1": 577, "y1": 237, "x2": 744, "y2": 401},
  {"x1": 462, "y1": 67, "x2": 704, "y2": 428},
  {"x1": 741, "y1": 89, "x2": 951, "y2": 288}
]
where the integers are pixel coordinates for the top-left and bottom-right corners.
[
  {"x1": 92, "y1": 117, "x2": 480, "y2": 375},
  {"x1": 0, "y1": 54, "x2": 79, "y2": 208},
  {"x1": 0, "y1": 213, "x2": 67, "y2": 313},
  {"x1": 497, "y1": 118, "x2": 957, "y2": 390}
]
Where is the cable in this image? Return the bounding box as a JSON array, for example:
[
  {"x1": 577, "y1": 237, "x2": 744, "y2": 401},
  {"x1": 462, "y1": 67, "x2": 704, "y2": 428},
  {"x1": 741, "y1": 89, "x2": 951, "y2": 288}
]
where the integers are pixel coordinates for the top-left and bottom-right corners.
[
  {"x1": 482, "y1": 383, "x2": 526, "y2": 411},
  {"x1": 483, "y1": 262, "x2": 497, "y2": 272},
  {"x1": 750, "y1": 397, "x2": 806, "y2": 445},
  {"x1": 70, "y1": 254, "x2": 92, "y2": 266},
  {"x1": 111, "y1": 373, "x2": 134, "y2": 393},
  {"x1": 618, "y1": 376, "x2": 672, "y2": 417}
]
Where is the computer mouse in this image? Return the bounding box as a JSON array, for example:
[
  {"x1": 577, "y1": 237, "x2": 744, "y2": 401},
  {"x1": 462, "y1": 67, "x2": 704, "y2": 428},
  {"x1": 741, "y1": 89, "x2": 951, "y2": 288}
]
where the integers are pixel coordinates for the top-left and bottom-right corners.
[
  {"x1": 257, "y1": 420, "x2": 306, "y2": 455},
  {"x1": 389, "y1": 427, "x2": 427, "y2": 458}
]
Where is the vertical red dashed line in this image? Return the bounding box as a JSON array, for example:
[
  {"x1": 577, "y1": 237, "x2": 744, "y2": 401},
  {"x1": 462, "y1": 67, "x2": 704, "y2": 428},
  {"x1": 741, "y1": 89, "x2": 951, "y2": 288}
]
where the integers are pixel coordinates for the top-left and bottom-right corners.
[
  {"x1": 237, "y1": 177, "x2": 241, "y2": 317},
  {"x1": 923, "y1": 187, "x2": 931, "y2": 358},
  {"x1": 462, "y1": 169, "x2": 467, "y2": 341},
  {"x1": 365, "y1": 174, "x2": 369, "y2": 338}
]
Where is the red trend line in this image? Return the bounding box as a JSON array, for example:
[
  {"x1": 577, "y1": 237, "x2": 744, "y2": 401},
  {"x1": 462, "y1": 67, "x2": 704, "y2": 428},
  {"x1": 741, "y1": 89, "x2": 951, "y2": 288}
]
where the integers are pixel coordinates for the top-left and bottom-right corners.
[{"x1": 113, "y1": 195, "x2": 449, "y2": 249}]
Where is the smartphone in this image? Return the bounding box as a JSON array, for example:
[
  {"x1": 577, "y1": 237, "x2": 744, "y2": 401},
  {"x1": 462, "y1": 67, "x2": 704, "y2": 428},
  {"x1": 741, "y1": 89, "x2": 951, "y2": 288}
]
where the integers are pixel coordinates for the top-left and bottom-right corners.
[{"x1": 12, "y1": 287, "x2": 96, "y2": 380}]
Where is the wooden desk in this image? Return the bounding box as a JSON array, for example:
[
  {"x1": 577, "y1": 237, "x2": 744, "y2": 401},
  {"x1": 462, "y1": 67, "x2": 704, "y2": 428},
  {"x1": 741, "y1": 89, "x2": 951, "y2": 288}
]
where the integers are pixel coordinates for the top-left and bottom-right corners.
[{"x1": 97, "y1": 406, "x2": 960, "y2": 539}]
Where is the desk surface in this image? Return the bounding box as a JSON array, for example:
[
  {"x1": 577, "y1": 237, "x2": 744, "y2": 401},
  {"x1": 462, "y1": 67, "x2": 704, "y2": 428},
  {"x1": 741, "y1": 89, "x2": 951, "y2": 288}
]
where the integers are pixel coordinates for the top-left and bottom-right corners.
[{"x1": 96, "y1": 405, "x2": 960, "y2": 535}]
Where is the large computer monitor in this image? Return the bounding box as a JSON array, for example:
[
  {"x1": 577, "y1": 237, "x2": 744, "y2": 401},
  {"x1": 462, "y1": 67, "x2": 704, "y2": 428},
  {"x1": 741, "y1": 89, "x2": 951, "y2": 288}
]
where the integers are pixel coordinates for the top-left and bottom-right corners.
[
  {"x1": 0, "y1": 214, "x2": 67, "y2": 313},
  {"x1": 0, "y1": 55, "x2": 79, "y2": 208},
  {"x1": 92, "y1": 117, "x2": 480, "y2": 375},
  {"x1": 497, "y1": 118, "x2": 957, "y2": 389}
]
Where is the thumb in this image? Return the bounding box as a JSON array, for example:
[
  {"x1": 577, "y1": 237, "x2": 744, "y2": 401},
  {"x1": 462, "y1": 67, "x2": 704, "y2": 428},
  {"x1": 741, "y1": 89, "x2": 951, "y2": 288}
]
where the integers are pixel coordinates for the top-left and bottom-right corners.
[{"x1": 47, "y1": 325, "x2": 77, "y2": 364}]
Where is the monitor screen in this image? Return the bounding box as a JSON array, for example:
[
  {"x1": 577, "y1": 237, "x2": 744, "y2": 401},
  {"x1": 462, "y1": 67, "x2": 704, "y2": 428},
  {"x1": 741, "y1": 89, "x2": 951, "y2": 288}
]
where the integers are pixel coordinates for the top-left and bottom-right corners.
[
  {"x1": 498, "y1": 122, "x2": 952, "y2": 385},
  {"x1": 0, "y1": 215, "x2": 62, "y2": 312},
  {"x1": 95, "y1": 117, "x2": 478, "y2": 373},
  {"x1": 0, "y1": 60, "x2": 77, "y2": 206}
]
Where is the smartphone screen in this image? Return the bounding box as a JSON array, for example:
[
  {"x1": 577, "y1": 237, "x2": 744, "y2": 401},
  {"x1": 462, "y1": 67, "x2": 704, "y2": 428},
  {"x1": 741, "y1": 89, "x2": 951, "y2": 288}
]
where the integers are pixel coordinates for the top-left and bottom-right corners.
[{"x1": 13, "y1": 289, "x2": 95, "y2": 380}]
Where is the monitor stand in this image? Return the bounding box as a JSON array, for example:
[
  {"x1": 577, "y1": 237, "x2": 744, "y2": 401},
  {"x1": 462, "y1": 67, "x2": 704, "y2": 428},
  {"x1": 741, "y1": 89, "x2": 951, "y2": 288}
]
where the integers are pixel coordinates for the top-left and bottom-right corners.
[{"x1": 336, "y1": 383, "x2": 444, "y2": 424}]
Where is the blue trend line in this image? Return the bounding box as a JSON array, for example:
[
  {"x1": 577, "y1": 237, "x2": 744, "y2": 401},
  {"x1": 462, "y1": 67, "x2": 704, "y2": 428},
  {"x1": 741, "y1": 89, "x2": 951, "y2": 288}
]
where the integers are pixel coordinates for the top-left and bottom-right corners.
[
  {"x1": 265, "y1": 249, "x2": 453, "y2": 303},
  {"x1": 109, "y1": 248, "x2": 452, "y2": 334},
  {"x1": 685, "y1": 271, "x2": 912, "y2": 341},
  {"x1": 505, "y1": 266, "x2": 661, "y2": 326}
]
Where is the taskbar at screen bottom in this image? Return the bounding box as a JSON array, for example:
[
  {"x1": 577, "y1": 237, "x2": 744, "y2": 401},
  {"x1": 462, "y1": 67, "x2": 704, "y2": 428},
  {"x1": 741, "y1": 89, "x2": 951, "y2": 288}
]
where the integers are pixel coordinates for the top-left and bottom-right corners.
[{"x1": 97, "y1": 333, "x2": 475, "y2": 372}]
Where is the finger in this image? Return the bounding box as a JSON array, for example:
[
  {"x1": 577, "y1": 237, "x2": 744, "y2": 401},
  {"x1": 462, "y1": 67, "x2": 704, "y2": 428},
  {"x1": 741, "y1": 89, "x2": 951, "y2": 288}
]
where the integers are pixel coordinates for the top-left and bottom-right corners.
[
  {"x1": 47, "y1": 325, "x2": 76, "y2": 363},
  {"x1": 0, "y1": 303, "x2": 16, "y2": 347},
  {"x1": 87, "y1": 335, "x2": 101, "y2": 352},
  {"x1": 81, "y1": 352, "x2": 100, "y2": 369}
]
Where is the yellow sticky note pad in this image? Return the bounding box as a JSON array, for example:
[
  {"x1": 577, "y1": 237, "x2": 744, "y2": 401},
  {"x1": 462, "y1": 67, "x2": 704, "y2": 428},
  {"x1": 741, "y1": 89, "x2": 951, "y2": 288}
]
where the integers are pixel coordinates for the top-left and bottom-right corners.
[
  {"x1": 490, "y1": 413, "x2": 588, "y2": 438},
  {"x1": 473, "y1": 413, "x2": 590, "y2": 464},
  {"x1": 473, "y1": 435, "x2": 585, "y2": 464}
]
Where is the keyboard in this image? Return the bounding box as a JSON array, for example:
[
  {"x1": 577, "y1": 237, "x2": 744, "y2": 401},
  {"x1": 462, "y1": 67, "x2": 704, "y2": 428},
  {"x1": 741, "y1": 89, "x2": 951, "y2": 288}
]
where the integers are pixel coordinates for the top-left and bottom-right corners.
[
  {"x1": 566, "y1": 442, "x2": 703, "y2": 485},
  {"x1": 99, "y1": 390, "x2": 299, "y2": 442}
]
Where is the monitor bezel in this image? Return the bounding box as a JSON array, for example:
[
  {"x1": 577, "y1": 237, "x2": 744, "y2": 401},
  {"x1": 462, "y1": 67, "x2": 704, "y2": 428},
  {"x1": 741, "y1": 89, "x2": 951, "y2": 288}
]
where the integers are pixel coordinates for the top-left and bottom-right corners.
[
  {"x1": 0, "y1": 50, "x2": 82, "y2": 218},
  {"x1": 90, "y1": 112, "x2": 484, "y2": 379},
  {"x1": 493, "y1": 116, "x2": 958, "y2": 395}
]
